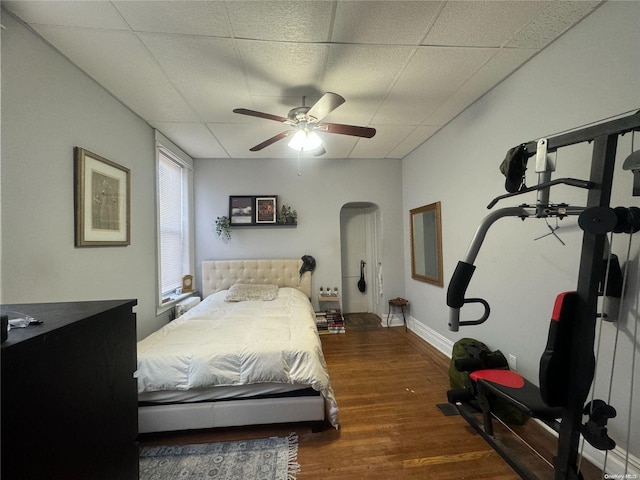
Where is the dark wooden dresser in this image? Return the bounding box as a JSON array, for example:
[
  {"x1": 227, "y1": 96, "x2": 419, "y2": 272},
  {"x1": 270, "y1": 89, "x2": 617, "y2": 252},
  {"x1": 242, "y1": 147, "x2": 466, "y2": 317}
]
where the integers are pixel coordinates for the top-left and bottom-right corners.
[{"x1": 1, "y1": 300, "x2": 138, "y2": 480}]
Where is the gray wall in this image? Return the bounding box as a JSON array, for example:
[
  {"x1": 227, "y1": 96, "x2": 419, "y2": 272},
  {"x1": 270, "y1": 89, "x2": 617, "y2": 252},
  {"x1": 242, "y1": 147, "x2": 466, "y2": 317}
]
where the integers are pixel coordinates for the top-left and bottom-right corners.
[
  {"x1": 1, "y1": 12, "x2": 168, "y2": 340},
  {"x1": 403, "y1": 2, "x2": 640, "y2": 467},
  {"x1": 193, "y1": 156, "x2": 404, "y2": 312}
]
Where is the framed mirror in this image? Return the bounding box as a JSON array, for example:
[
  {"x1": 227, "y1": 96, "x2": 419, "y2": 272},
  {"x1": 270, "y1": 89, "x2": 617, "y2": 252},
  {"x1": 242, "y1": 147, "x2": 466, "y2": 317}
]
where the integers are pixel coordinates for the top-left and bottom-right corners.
[{"x1": 410, "y1": 201, "x2": 443, "y2": 286}]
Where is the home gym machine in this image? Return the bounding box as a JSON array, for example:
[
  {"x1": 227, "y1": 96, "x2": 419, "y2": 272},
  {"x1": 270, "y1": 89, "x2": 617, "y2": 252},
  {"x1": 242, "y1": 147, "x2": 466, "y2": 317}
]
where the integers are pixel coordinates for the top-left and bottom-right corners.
[{"x1": 446, "y1": 110, "x2": 640, "y2": 480}]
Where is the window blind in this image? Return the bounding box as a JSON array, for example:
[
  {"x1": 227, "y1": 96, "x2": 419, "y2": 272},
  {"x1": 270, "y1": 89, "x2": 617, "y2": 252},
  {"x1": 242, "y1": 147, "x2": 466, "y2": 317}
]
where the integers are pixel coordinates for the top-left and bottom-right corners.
[{"x1": 158, "y1": 151, "x2": 184, "y2": 293}]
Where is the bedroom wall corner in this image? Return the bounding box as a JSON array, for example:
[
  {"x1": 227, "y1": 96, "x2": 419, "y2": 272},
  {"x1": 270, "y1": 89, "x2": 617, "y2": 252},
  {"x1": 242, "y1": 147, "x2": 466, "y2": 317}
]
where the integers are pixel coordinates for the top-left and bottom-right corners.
[{"x1": 0, "y1": 11, "x2": 166, "y2": 339}]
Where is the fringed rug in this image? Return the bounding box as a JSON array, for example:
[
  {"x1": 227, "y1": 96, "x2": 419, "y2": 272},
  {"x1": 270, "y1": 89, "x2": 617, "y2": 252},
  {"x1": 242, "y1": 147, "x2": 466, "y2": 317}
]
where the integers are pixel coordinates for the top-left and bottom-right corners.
[{"x1": 139, "y1": 433, "x2": 300, "y2": 480}]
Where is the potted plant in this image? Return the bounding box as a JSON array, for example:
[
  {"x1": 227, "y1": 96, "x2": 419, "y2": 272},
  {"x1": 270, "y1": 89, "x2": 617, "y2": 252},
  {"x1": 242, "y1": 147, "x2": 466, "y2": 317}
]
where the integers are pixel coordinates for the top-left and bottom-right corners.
[
  {"x1": 215, "y1": 215, "x2": 231, "y2": 242},
  {"x1": 279, "y1": 204, "x2": 298, "y2": 224}
]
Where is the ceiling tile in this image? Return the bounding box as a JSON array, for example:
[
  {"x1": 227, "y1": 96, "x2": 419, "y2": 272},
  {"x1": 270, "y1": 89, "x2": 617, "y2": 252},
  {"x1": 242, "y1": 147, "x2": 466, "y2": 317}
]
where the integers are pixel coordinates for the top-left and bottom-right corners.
[
  {"x1": 2, "y1": 1, "x2": 129, "y2": 30},
  {"x1": 151, "y1": 122, "x2": 229, "y2": 159},
  {"x1": 322, "y1": 44, "x2": 415, "y2": 114},
  {"x1": 210, "y1": 121, "x2": 295, "y2": 158},
  {"x1": 389, "y1": 125, "x2": 442, "y2": 158},
  {"x1": 505, "y1": 1, "x2": 601, "y2": 49},
  {"x1": 332, "y1": 1, "x2": 443, "y2": 45},
  {"x1": 318, "y1": 134, "x2": 360, "y2": 159},
  {"x1": 350, "y1": 125, "x2": 415, "y2": 159},
  {"x1": 424, "y1": 47, "x2": 537, "y2": 126},
  {"x1": 112, "y1": 1, "x2": 231, "y2": 36},
  {"x1": 236, "y1": 40, "x2": 329, "y2": 97},
  {"x1": 424, "y1": 1, "x2": 548, "y2": 47},
  {"x1": 225, "y1": 1, "x2": 335, "y2": 42},
  {"x1": 372, "y1": 46, "x2": 496, "y2": 125},
  {"x1": 139, "y1": 34, "x2": 250, "y2": 122},
  {"x1": 31, "y1": 26, "x2": 198, "y2": 122}
]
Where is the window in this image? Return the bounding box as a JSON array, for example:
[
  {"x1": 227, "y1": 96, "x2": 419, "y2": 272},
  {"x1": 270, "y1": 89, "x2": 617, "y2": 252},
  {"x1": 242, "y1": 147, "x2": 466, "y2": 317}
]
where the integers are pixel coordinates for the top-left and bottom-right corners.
[{"x1": 156, "y1": 132, "x2": 193, "y2": 311}]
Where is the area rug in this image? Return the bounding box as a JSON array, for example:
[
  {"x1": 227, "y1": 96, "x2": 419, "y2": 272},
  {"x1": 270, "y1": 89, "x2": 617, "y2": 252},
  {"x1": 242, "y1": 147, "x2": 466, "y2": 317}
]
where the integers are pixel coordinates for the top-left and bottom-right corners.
[
  {"x1": 139, "y1": 433, "x2": 300, "y2": 480},
  {"x1": 343, "y1": 312, "x2": 382, "y2": 331}
]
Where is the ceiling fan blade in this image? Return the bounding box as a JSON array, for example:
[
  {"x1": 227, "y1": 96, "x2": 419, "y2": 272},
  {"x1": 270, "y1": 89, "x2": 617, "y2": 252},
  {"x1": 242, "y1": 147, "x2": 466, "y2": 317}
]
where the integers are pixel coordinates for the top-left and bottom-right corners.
[
  {"x1": 249, "y1": 130, "x2": 293, "y2": 151},
  {"x1": 306, "y1": 92, "x2": 345, "y2": 122},
  {"x1": 233, "y1": 108, "x2": 288, "y2": 123},
  {"x1": 321, "y1": 122, "x2": 377, "y2": 138}
]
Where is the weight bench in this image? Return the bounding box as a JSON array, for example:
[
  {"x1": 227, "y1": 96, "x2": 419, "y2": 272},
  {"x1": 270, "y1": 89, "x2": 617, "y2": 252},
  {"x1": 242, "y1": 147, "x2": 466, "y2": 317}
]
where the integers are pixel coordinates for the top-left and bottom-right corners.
[
  {"x1": 447, "y1": 291, "x2": 615, "y2": 476},
  {"x1": 468, "y1": 369, "x2": 563, "y2": 436}
]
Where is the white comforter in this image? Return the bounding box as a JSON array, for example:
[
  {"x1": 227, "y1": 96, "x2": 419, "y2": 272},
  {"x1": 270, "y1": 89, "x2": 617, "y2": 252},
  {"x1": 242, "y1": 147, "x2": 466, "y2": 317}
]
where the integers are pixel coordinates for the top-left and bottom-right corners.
[{"x1": 137, "y1": 287, "x2": 339, "y2": 428}]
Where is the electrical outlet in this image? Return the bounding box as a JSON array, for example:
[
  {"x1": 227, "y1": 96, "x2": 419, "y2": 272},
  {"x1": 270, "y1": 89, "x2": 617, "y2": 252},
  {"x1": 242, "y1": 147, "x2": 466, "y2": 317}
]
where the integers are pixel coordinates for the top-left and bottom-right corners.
[{"x1": 508, "y1": 354, "x2": 517, "y2": 371}]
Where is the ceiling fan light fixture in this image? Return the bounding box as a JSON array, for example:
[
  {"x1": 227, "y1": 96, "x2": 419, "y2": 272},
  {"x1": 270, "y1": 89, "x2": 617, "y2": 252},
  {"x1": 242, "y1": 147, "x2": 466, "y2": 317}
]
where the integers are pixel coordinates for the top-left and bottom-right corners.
[
  {"x1": 234, "y1": 92, "x2": 374, "y2": 152},
  {"x1": 288, "y1": 130, "x2": 322, "y2": 152}
]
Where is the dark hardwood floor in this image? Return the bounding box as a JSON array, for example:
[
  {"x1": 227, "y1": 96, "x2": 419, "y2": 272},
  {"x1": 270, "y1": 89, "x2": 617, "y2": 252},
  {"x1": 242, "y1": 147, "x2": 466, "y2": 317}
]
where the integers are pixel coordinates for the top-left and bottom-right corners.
[{"x1": 139, "y1": 326, "x2": 602, "y2": 479}]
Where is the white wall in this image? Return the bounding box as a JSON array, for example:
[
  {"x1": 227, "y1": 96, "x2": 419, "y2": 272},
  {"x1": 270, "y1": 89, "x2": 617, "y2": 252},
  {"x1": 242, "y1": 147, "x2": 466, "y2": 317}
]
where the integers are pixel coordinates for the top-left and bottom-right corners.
[
  {"x1": 403, "y1": 1, "x2": 640, "y2": 468},
  {"x1": 1, "y1": 12, "x2": 167, "y2": 340},
  {"x1": 193, "y1": 156, "x2": 404, "y2": 312}
]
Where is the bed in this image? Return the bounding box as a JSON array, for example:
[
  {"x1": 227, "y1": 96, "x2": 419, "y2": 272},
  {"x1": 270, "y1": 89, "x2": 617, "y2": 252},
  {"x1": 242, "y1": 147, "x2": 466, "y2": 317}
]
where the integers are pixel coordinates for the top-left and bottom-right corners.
[{"x1": 137, "y1": 259, "x2": 339, "y2": 433}]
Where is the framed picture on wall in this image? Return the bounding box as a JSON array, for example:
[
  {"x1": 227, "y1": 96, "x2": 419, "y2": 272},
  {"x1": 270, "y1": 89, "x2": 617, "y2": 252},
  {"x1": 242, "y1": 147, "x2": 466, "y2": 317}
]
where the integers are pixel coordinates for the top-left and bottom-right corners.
[
  {"x1": 229, "y1": 196, "x2": 254, "y2": 225},
  {"x1": 256, "y1": 196, "x2": 277, "y2": 223},
  {"x1": 74, "y1": 147, "x2": 130, "y2": 247}
]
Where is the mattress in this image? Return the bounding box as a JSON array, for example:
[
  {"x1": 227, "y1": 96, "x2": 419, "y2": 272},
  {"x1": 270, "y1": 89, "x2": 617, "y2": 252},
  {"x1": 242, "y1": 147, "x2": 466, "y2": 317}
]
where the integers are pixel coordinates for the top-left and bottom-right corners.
[{"x1": 136, "y1": 286, "x2": 339, "y2": 427}]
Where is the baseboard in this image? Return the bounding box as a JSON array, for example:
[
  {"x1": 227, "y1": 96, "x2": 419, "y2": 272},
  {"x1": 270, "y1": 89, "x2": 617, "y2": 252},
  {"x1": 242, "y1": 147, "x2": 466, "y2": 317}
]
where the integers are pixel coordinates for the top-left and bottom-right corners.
[
  {"x1": 535, "y1": 419, "x2": 640, "y2": 477},
  {"x1": 598, "y1": 446, "x2": 640, "y2": 477},
  {"x1": 407, "y1": 315, "x2": 454, "y2": 358},
  {"x1": 406, "y1": 316, "x2": 639, "y2": 477}
]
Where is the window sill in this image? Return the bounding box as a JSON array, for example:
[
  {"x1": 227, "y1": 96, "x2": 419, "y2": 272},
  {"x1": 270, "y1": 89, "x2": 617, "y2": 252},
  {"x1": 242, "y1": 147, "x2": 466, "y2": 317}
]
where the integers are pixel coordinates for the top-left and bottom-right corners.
[{"x1": 156, "y1": 292, "x2": 197, "y2": 316}]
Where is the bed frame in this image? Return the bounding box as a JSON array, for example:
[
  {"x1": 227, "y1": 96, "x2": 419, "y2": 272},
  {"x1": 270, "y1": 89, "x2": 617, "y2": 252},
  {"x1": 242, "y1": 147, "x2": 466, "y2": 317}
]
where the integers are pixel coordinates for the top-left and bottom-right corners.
[{"x1": 138, "y1": 258, "x2": 326, "y2": 434}]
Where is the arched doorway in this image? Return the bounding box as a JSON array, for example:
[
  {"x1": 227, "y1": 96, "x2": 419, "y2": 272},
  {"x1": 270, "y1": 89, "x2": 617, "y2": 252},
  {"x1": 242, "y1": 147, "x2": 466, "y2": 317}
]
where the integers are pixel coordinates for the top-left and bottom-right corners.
[{"x1": 339, "y1": 202, "x2": 382, "y2": 315}]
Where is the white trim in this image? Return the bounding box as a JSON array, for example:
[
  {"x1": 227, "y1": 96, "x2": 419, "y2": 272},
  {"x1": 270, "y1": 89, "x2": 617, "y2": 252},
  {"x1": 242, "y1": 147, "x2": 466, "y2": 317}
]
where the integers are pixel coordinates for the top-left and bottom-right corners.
[
  {"x1": 155, "y1": 131, "x2": 193, "y2": 170},
  {"x1": 407, "y1": 315, "x2": 454, "y2": 358},
  {"x1": 154, "y1": 132, "x2": 195, "y2": 313},
  {"x1": 534, "y1": 418, "x2": 640, "y2": 477},
  {"x1": 155, "y1": 292, "x2": 195, "y2": 316}
]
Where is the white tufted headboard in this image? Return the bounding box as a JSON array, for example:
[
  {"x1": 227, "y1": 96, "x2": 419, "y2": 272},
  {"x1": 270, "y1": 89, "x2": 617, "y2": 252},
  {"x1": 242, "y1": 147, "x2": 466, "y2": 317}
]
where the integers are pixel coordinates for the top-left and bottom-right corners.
[{"x1": 201, "y1": 259, "x2": 312, "y2": 299}]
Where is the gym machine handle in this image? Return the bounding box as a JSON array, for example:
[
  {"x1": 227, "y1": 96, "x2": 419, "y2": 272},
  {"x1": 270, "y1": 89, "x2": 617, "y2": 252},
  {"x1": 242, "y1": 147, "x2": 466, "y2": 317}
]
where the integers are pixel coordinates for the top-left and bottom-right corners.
[
  {"x1": 446, "y1": 206, "x2": 584, "y2": 332},
  {"x1": 447, "y1": 261, "x2": 491, "y2": 331},
  {"x1": 486, "y1": 178, "x2": 593, "y2": 209}
]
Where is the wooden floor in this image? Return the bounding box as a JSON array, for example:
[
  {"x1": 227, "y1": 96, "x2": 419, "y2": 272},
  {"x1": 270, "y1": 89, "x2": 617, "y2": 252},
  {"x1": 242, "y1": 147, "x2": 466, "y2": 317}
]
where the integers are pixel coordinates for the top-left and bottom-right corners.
[{"x1": 139, "y1": 326, "x2": 602, "y2": 479}]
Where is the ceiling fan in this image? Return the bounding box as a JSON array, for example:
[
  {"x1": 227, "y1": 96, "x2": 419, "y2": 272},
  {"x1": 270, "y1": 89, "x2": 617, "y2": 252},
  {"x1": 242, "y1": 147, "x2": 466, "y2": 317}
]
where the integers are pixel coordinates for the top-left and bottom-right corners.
[{"x1": 233, "y1": 92, "x2": 376, "y2": 154}]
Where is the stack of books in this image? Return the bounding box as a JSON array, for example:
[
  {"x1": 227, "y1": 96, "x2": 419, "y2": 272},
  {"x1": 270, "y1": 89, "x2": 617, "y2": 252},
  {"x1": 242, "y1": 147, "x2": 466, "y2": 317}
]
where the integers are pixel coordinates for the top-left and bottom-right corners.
[
  {"x1": 326, "y1": 309, "x2": 345, "y2": 334},
  {"x1": 315, "y1": 309, "x2": 345, "y2": 334},
  {"x1": 315, "y1": 312, "x2": 329, "y2": 335}
]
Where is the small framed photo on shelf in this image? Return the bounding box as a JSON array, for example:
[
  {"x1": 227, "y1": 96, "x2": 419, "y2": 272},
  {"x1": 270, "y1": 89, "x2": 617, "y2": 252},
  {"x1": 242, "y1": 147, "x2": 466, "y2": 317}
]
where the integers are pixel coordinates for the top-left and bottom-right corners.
[
  {"x1": 74, "y1": 147, "x2": 130, "y2": 247},
  {"x1": 256, "y1": 196, "x2": 277, "y2": 223},
  {"x1": 229, "y1": 196, "x2": 254, "y2": 225}
]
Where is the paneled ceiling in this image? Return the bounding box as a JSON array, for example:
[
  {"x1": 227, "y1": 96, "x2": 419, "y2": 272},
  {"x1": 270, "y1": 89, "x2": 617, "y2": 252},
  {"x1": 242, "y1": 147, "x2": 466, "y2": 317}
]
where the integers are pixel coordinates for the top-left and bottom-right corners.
[{"x1": 3, "y1": 1, "x2": 602, "y2": 159}]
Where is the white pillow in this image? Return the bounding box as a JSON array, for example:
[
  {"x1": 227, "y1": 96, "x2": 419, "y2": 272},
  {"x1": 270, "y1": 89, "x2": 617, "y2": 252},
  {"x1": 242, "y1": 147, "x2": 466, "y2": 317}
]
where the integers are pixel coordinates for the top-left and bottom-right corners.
[{"x1": 225, "y1": 283, "x2": 279, "y2": 302}]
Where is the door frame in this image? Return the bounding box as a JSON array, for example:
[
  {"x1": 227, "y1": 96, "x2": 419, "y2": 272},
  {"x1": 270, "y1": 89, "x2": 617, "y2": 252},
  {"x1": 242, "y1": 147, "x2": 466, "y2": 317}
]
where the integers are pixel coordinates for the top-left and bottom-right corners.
[{"x1": 339, "y1": 202, "x2": 382, "y2": 316}]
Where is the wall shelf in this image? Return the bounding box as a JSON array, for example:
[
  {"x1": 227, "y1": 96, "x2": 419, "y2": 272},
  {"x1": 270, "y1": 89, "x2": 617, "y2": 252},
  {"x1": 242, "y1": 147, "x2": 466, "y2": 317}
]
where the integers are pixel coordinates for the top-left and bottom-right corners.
[{"x1": 231, "y1": 223, "x2": 297, "y2": 228}]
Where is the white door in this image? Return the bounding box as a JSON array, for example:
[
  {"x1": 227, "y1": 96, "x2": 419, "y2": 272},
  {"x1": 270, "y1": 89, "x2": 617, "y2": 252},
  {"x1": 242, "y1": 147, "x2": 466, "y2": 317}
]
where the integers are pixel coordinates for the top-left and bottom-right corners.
[{"x1": 340, "y1": 204, "x2": 380, "y2": 314}]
